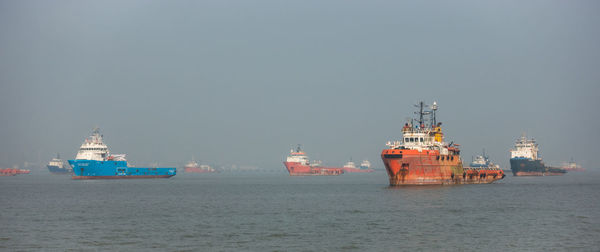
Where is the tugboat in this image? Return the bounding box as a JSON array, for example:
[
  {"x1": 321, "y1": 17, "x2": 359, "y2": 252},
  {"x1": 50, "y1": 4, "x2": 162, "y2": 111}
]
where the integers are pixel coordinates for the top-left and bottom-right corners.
[
  {"x1": 283, "y1": 145, "x2": 344, "y2": 176},
  {"x1": 47, "y1": 153, "x2": 73, "y2": 174},
  {"x1": 68, "y1": 128, "x2": 176, "y2": 179},
  {"x1": 381, "y1": 101, "x2": 505, "y2": 185},
  {"x1": 510, "y1": 134, "x2": 566, "y2": 176}
]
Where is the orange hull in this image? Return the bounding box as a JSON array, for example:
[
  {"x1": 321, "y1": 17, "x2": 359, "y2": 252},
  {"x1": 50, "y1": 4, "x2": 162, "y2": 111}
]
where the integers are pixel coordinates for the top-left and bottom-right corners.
[
  {"x1": 283, "y1": 162, "x2": 344, "y2": 176},
  {"x1": 381, "y1": 149, "x2": 504, "y2": 185}
]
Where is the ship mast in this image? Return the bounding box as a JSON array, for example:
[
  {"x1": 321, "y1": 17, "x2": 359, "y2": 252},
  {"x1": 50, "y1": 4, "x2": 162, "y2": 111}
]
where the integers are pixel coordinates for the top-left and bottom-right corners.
[{"x1": 414, "y1": 101, "x2": 430, "y2": 128}]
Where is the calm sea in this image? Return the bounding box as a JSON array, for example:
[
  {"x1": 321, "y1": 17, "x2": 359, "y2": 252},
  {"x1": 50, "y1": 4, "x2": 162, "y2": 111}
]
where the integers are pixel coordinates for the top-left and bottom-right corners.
[{"x1": 1, "y1": 170, "x2": 599, "y2": 251}]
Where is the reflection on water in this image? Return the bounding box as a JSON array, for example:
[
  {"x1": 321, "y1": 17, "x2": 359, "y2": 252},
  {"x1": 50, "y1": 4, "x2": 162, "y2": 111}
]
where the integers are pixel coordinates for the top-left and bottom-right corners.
[{"x1": 1, "y1": 170, "x2": 599, "y2": 251}]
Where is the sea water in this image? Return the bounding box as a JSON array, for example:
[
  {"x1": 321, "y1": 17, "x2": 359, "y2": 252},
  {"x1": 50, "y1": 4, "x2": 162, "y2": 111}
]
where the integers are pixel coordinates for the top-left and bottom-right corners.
[{"x1": 1, "y1": 170, "x2": 599, "y2": 251}]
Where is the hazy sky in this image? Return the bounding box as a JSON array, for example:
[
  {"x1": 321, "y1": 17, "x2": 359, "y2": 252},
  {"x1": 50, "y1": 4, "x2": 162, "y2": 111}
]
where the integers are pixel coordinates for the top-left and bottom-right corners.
[{"x1": 1, "y1": 0, "x2": 599, "y2": 170}]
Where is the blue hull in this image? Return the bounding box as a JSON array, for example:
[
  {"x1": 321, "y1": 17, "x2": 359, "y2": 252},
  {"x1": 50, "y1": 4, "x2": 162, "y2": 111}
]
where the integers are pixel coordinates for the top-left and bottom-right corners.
[
  {"x1": 47, "y1": 165, "x2": 72, "y2": 174},
  {"x1": 68, "y1": 160, "x2": 176, "y2": 179}
]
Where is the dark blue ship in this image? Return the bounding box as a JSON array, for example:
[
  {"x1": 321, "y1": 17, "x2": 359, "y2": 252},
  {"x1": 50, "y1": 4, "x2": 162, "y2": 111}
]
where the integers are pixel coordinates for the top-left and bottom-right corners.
[
  {"x1": 47, "y1": 153, "x2": 73, "y2": 174},
  {"x1": 509, "y1": 134, "x2": 566, "y2": 176},
  {"x1": 68, "y1": 128, "x2": 176, "y2": 179}
]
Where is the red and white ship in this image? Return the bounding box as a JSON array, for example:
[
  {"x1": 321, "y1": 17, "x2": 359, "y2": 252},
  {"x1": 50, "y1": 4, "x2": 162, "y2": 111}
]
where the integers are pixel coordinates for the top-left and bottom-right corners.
[
  {"x1": 341, "y1": 159, "x2": 375, "y2": 173},
  {"x1": 561, "y1": 158, "x2": 585, "y2": 172},
  {"x1": 381, "y1": 101, "x2": 504, "y2": 185},
  {"x1": 184, "y1": 159, "x2": 216, "y2": 173},
  {"x1": 0, "y1": 167, "x2": 31, "y2": 176},
  {"x1": 283, "y1": 145, "x2": 344, "y2": 176}
]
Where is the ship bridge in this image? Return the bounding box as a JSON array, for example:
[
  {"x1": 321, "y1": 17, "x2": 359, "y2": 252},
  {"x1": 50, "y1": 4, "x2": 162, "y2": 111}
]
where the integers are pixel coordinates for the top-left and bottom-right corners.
[{"x1": 75, "y1": 128, "x2": 110, "y2": 161}]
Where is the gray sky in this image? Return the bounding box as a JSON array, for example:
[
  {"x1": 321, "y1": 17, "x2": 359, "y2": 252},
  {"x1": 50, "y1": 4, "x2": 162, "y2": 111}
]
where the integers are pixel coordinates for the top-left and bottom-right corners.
[{"x1": 1, "y1": 0, "x2": 599, "y2": 170}]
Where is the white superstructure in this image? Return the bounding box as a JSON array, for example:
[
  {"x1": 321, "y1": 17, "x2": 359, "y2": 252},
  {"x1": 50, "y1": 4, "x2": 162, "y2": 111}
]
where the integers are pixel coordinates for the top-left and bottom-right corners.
[
  {"x1": 48, "y1": 155, "x2": 64, "y2": 168},
  {"x1": 471, "y1": 155, "x2": 487, "y2": 166},
  {"x1": 385, "y1": 101, "x2": 451, "y2": 155},
  {"x1": 360, "y1": 160, "x2": 371, "y2": 169},
  {"x1": 286, "y1": 145, "x2": 309, "y2": 165},
  {"x1": 75, "y1": 128, "x2": 126, "y2": 161},
  {"x1": 510, "y1": 134, "x2": 539, "y2": 160},
  {"x1": 343, "y1": 160, "x2": 357, "y2": 169}
]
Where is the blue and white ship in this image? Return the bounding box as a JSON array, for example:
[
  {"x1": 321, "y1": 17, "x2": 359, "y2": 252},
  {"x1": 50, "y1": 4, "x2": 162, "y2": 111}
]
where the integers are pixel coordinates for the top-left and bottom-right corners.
[
  {"x1": 47, "y1": 153, "x2": 73, "y2": 174},
  {"x1": 68, "y1": 128, "x2": 176, "y2": 179},
  {"x1": 469, "y1": 150, "x2": 500, "y2": 170}
]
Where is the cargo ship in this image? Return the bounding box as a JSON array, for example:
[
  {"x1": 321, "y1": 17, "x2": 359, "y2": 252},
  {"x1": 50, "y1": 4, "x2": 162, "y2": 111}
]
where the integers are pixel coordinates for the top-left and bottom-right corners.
[
  {"x1": 342, "y1": 159, "x2": 375, "y2": 173},
  {"x1": 510, "y1": 134, "x2": 566, "y2": 176},
  {"x1": 68, "y1": 128, "x2": 176, "y2": 179},
  {"x1": 381, "y1": 101, "x2": 504, "y2": 185},
  {"x1": 283, "y1": 145, "x2": 344, "y2": 176},
  {"x1": 184, "y1": 159, "x2": 216, "y2": 173},
  {"x1": 47, "y1": 153, "x2": 73, "y2": 174}
]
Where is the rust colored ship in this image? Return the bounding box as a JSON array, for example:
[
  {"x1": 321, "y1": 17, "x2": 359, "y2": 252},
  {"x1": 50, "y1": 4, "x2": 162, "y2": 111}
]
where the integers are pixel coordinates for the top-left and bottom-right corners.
[
  {"x1": 381, "y1": 101, "x2": 505, "y2": 185},
  {"x1": 283, "y1": 145, "x2": 344, "y2": 176}
]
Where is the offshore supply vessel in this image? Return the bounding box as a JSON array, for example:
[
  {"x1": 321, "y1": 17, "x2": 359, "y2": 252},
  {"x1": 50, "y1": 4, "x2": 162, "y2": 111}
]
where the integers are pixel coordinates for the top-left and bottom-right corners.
[
  {"x1": 468, "y1": 150, "x2": 501, "y2": 170},
  {"x1": 342, "y1": 159, "x2": 375, "y2": 173},
  {"x1": 68, "y1": 128, "x2": 176, "y2": 179},
  {"x1": 381, "y1": 101, "x2": 505, "y2": 185},
  {"x1": 283, "y1": 145, "x2": 344, "y2": 176},
  {"x1": 561, "y1": 158, "x2": 584, "y2": 172},
  {"x1": 0, "y1": 167, "x2": 30, "y2": 176},
  {"x1": 184, "y1": 159, "x2": 216, "y2": 173},
  {"x1": 510, "y1": 134, "x2": 566, "y2": 176},
  {"x1": 47, "y1": 153, "x2": 73, "y2": 174}
]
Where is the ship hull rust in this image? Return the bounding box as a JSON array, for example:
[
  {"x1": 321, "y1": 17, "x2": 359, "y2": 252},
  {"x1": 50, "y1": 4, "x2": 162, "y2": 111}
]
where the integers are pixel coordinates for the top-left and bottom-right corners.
[{"x1": 382, "y1": 149, "x2": 504, "y2": 186}]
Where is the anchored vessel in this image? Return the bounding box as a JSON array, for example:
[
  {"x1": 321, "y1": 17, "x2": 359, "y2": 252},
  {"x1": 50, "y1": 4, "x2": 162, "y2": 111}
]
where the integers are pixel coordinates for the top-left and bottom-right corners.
[
  {"x1": 468, "y1": 150, "x2": 501, "y2": 170},
  {"x1": 360, "y1": 160, "x2": 373, "y2": 170},
  {"x1": 47, "y1": 153, "x2": 73, "y2": 174},
  {"x1": 342, "y1": 159, "x2": 375, "y2": 173},
  {"x1": 184, "y1": 159, "x2": 216, "y2": 173},
  {"x1": 381, "y1": 101, "x2": 504, "y2": 185},
  {"x1": 68, "y1": 128, "x2": 176, "y2": 179},
  {"x1": 0, "y1": 167, "x2": 30, "y2": 176},
  {"x1": 510, "y1": 134, "x2": 566, "y2": 176},
  {"x1": 561, "y1": 158, "x2": 584, "y2": 172},
  {"x1": 283, "y1": 145, "x2": 344, "y2": 176}
]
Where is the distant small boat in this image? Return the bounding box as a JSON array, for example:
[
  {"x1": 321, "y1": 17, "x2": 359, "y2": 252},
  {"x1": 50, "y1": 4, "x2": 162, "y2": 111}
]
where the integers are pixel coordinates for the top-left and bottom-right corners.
[
  {"x1": 47, "y1": 153, "x2": 73, "y2": 174},
  {"x1": 184, "y1": 159, "x2": 216, "y2": 173},
  {"x1": 342, "y1": 159, "x2": 374, "y2": 173},
  {"x1": 561, "y1": 158, "x2": 584, "y2": 172},
  {"x1": 0, "y1": 167, "x2": 30, "y2": 176}
]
